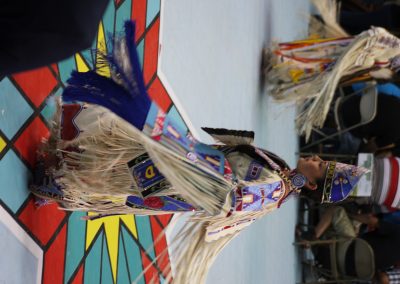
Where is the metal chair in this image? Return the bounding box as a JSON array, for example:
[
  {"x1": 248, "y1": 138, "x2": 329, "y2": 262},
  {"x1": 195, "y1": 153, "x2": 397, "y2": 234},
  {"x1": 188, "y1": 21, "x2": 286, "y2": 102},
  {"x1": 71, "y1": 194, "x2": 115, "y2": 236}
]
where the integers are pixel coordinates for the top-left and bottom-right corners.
[
  {"x1": 300, "y1": 81, "x2": 378, "y2": 152},
  {"x1": 295, "y1": 237, "x2": 375, "y2": 284}
]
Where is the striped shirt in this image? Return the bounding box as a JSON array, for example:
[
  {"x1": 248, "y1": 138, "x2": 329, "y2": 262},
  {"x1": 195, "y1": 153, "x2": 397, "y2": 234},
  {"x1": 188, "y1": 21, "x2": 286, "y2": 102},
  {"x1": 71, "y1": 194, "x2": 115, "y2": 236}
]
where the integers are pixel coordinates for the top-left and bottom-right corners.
[
  {"x1": 372, "y1": 157, "x2": 400, "y2": 209},
  {"x1": 387, "y1": 268, "x2": 400, "y2": 284}
]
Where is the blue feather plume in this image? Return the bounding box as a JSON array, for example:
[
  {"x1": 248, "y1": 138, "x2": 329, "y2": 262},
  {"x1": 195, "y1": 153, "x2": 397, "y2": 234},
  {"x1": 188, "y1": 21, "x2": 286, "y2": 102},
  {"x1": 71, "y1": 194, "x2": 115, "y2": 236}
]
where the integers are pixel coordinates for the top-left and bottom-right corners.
[
  {"x1": 63, "y1": 70, "x2": 150, "y2": 130},
  {"x1": 62, "y1": 21, "x2": 151, "y2": 130}
]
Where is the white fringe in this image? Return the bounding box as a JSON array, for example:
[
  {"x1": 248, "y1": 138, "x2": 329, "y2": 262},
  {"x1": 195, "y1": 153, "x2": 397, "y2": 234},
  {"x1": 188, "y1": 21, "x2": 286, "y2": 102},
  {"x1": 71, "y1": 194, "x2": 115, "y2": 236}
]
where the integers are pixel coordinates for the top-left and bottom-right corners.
[
  {"x1": 57, "y1": 114, "x2": 147, "y2": 200},
  {"x1": 310, "y1": 0, "x2": 349, "y2": 38},
  {"x1": 164, "y1": 204, "x2": 277, "y2": 283},
  {"x1": 267, "y1": 1, "x2": 400, "y2": 139},
  {"x1": 168, "y1": 220, "x2": 233, "y2": 283},
  {"x1": 269, "y1": 28, "x2": 394, "y2": 139},
  {"x1": 37, "y1": 102, "x2": 233, "y2": 216},
  {"x1": 292, "y1": 32, "x2": 371, "y2": 139},
  {"x1": 143, "y1": 135, "x2": 233, "y2": 215}
]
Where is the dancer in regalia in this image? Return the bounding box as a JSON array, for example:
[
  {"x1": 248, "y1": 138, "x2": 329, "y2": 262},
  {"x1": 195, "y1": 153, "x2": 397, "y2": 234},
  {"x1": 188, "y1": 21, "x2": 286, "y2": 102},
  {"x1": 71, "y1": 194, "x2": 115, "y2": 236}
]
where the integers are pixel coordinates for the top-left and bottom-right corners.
[
  {"x1": 264, "y1": 0, "x2": 400, "y2": 140},
  {"x1": 31, "y1": 21, "x2": 367, "y2": 283}
]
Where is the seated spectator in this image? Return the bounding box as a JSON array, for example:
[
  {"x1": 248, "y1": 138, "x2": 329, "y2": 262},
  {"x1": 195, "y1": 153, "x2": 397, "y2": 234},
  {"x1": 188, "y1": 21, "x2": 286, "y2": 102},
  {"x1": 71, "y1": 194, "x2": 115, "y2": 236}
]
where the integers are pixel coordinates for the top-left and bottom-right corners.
[
  {"x1": 380, "y1": 211, "x2": 400, "y2": 225},
  {"x1": 378, "y1": 267, "x2": 400, "y2": 284},
  {"x1": 340, "y1": 83, "x2": 400, "y2": 154},
  {"x1": 299, "y1": 206, "x2": 400, "y2": 283},
  {"x1": 340, "y1": 1, "x2": 400, "y2": 35}
]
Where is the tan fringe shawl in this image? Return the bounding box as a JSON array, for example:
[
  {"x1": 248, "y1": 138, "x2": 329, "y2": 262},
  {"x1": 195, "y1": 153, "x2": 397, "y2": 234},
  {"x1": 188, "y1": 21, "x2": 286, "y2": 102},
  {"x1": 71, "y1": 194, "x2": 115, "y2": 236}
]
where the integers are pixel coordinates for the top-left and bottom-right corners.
[{"x1": 40, "y1": 103, "x2": 232, "y2": 216}]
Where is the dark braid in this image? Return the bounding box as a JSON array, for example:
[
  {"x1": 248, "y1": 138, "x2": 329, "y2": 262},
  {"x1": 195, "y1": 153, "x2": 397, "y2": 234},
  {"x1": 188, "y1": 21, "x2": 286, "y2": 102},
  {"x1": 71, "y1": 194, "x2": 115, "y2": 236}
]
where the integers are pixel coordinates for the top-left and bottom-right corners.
[{"x1": 299, "y1": 177, "x2": 325, "y2": 203}]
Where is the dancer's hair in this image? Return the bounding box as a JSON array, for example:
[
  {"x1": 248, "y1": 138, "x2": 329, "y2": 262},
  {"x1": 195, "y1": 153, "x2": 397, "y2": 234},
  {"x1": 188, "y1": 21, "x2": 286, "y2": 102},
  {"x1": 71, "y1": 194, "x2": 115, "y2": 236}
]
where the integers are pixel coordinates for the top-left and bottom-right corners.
[{"x1": 300, "y1": 177, "x2": 325, "y2": 203}]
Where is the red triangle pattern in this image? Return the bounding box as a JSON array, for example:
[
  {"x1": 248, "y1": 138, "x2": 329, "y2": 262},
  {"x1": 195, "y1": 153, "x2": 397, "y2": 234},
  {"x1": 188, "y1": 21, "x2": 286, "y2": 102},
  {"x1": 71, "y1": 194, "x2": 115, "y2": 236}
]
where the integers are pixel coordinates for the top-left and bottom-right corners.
[
  {"x1": 43, "y1": 224, "x2": 67, "y2": 284},
  {"x1": 50, "y1": 64, "x2": 60, "y2": 76},
  {"x1": 18, "y1": 198, "x2": 66, "y2": 246},
  {"x1": 143, "y1": 17, "x2": 160, "y2": 84},
  {"x1": 140, "y1": 248, "x2": 161, "y2": 284},
  {"x1": 14, "y1": 117, "x2": 50, "y2": 168},
  {"x1": 131, "y1": 0, "x2": 147, "y2": 40},
  {"x1": 147, "y1": 77, "x2": 172, "y2": 112},
  {"x1": 150, "y1": 216, "x2": 171, "y2": 278},
  {"x1": 70, "y1": 263, "x2": 84, "y2": 284},
  {"x1": 12, "y1": 67, "x2": 58, "y2": 107},
  {"x1": 155, "y1": 214, "x2": 173, "y2": 228}
]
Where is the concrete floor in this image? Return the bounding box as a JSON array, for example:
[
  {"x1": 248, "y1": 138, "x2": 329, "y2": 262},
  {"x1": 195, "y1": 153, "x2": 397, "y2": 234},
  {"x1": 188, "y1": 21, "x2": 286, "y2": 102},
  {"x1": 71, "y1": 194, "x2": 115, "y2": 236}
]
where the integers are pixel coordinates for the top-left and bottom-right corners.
[{"x1": 159, "y1": 0, "x2": 311, "y2": 283}]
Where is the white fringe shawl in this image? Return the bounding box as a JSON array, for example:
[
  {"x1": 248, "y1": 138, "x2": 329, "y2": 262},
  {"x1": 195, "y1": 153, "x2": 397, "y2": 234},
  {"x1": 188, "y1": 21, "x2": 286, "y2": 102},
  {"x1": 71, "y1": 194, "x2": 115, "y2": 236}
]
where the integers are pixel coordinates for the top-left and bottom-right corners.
[
  {"x1": 270, "y1": 27, "x2": 400, "y2": 139},
  {"x1": 166, "y1": 220, "x2": 235, "y2": 284},
  {"x1": 135, "y1": 179, "x2": 284, "y2": 283},
  {"x1": 129, "y1": 210, "x2": 278, "y2": 284},
  {"x1": 287, "y1": 32, "x2": 372, "y2": 139},
  {"x1": 267, "y1": 0, "x2": 400, "y2": 139},
  {"x1": 136, "y1": 202, "x2": 279, "y2": 283}
]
